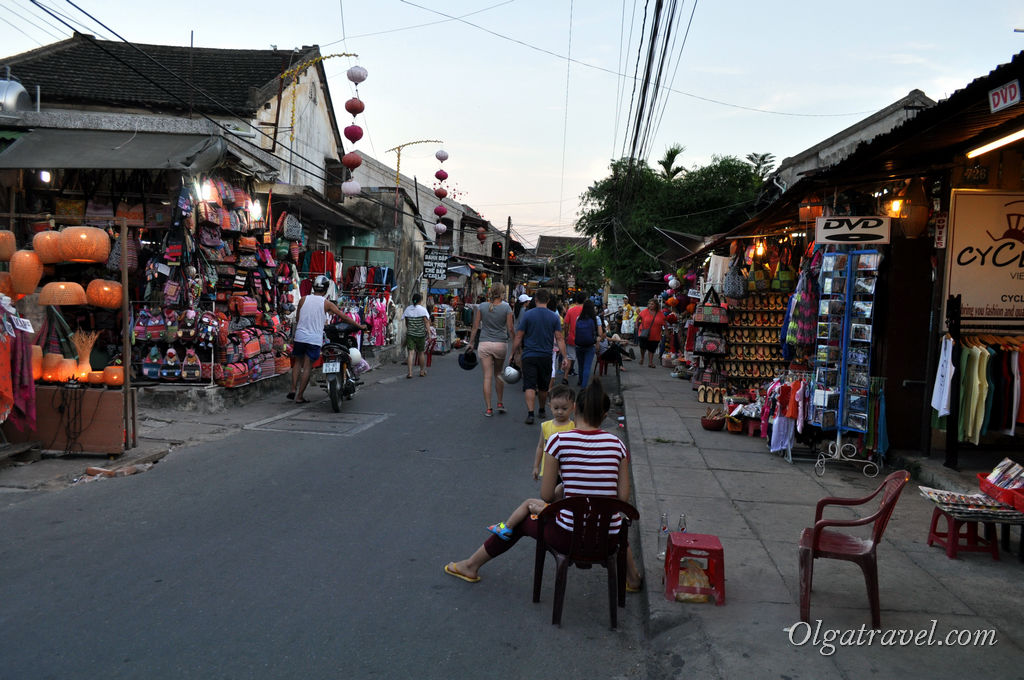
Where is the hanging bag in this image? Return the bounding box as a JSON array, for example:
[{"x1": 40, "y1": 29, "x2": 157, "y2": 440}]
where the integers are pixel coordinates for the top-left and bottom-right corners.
[
  {"x1": 694, "y1": 328, "x2": 727, "y2": 355},
  {"x1": 692, "y1": 288, "x2": 728, "y2": 325},
  {"x1": 722, "y1": 255, "x2": 748, "y2": 299}
]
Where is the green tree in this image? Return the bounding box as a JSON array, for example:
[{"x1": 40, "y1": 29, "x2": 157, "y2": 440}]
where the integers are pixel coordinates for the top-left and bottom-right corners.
[
  {"x1": 657, "y1": 144, "x2": 687, "y2": 180},
  {"x1": 745, "y1": 152, "x2": 776, "y2": 181}
]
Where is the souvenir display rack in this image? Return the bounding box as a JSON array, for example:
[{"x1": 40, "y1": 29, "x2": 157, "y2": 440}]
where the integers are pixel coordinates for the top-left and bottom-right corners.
[{"x1": 724, "y1": 291, "x2": 788, "y2": 392}]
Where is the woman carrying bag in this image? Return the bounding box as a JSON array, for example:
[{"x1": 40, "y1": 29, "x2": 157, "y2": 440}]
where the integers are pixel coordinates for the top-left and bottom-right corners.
[{"x1": 469, "y1": 283, "x2": 515, "y2": 417}]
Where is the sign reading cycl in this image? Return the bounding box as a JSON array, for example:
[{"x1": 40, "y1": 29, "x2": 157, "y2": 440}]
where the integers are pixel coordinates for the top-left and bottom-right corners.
[{"x1": 815, "y1": 216, "x2": 891, "y2": 245}]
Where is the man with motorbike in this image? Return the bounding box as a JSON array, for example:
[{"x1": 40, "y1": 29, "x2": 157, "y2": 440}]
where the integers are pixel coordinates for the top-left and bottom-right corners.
[{"x1": 288, "y1": 275, "x2": 367, "y2": 404}]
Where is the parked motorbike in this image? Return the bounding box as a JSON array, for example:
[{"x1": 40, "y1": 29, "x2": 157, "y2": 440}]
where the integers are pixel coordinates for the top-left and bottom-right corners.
[{"x1": 320, "y1": 322, "x2": 360, "y2": 412}]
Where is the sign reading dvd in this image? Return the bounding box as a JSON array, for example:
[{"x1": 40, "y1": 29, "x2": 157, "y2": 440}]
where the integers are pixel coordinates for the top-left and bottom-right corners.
[{"x1": 815, "y1": 216, "x2": 891, "y2": 245}]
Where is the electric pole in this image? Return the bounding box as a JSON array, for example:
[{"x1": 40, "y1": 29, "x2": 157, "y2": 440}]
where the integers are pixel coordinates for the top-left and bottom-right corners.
[{"x1": 504, "y1": 216, "x2": 511, "y2": 301}]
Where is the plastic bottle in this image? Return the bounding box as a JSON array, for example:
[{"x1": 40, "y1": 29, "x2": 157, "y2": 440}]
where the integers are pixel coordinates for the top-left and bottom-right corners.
[{"x1": 657, "y1": 512, "x2": 669, "y2": 560}]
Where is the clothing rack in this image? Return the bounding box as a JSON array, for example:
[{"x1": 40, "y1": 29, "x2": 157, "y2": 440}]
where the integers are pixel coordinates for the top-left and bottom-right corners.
[{"x1": 944, "y1": 293, "x2": 1024, "y2": 469}]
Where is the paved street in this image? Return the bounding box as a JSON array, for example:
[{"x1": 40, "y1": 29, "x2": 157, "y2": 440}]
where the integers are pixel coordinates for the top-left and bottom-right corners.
[{"x1": 2, "y1": 353, "x2": 1024, "y2": 679}]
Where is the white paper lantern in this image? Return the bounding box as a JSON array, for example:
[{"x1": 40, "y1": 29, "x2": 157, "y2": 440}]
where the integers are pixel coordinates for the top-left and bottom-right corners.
[
  {"x1": 668, "y1": 278, "x2": 680, "y2": 289},
  {"x1": 341, "y1": 180, "x2": 362, "y2": 196},
  {"x1": 346, "y1": 65, "x2": 368, "y2": 84},
  {"x1": 435, "y1": 149, "x2": 449, "y2": 163},
  {"x1": 434, "y1": 222, "x2": 447, "y2": 236}
]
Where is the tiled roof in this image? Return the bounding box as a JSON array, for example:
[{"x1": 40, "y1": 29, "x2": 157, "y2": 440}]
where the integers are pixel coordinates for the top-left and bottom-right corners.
[
  {"x1": 1, "y1": 33, "x2": 317, "y2": 117},
  {"x1": 534, "y1": 235, "x2": 590, "y2": 257}
]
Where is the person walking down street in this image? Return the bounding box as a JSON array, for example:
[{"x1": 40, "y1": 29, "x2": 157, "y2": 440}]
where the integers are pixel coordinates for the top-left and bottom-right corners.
[
  {"x1": 637, "y1": 298, "x2": 667, "y2": 368},
  {"x1": 289, "y1": 275, "x2": 368, "y2": 404},
  {"x1": 511, "y1": 288, "x2": 568, "y2": 425},
  {"x1": 443, "y1": 379, "x2": 643, "y2": 591},
  {"x1": 562, "y1": 292, "x2": 584, "y2": 380},
  {"x1": 470, "y1": 283, "x2": 514, "y2": 417},
  {"x1": 403, "y1": 293, "x2": 433, "y2": 378},
  {"x1": 573, "y1": 299, "x2": 604, "y2": 389}
]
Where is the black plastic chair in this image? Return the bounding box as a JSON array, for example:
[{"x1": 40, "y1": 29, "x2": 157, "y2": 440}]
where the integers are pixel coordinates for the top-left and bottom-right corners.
[{"x1": 532, "y1": 496, "x2": 639, "y2": 629}]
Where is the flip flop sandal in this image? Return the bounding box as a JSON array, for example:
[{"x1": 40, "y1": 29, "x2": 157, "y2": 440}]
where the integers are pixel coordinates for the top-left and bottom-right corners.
[
  {"x1": 444, "y1": 562, "x2": 480, "y2": 583},
  {"x1": 295, "y1": 397, "x2": 310, "y2": 404},
  {"x1": 487, "y1": 522, "x2": 512, "y2": 540},
  {"x1": 286, "y1": 392, "x2": 295, "y2": 400}
]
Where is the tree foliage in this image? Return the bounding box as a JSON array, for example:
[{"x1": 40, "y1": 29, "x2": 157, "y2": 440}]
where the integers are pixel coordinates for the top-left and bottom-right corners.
[
  {"x1": 745, "y1": 152, "x2": 776, "y2": 181},
  {"x1": 574, "y1": 152, "x2": 762, "y2": 288}
]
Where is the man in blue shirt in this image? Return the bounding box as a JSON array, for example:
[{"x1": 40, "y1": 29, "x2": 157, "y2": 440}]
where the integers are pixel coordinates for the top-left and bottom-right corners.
[{"x1": 512, "y1": 288, "x2": 569, "y2": 424}]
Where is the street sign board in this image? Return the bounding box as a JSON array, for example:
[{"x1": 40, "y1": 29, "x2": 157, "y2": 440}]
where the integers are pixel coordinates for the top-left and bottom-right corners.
[{"x1": 423, "y1": 245, "x2": 451, "y2": 280}]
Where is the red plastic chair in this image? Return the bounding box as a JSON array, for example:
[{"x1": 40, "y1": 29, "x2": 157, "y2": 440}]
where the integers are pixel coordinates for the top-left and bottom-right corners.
[
  {"x1": 799, "y1": 470, "x2": 909, "y2": 629},
  {"x1": 532, "y1": 496, "x2": 639, "y2": 629}
]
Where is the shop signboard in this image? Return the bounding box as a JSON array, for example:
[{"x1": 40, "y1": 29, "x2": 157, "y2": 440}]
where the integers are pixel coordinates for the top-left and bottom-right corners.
[
  {"x1": 423, "y1": 245, "x2": 451, "y2": 281},
  {"x1": 945, "y1": 190, "x2": 1024, "y2": 323},
  {"x1": 988, "y1": 79, "x2": 1020, "y2": 113},
  {"x1": 814, "y1": 216, "x2": 890, "y2": 245}
]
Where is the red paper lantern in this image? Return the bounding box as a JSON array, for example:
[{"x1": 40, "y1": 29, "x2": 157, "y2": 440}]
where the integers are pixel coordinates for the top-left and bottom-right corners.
[
  {"x1": 434, "y1": 205, "x2": 447, "y2": 217},
  {"x1": 342, "y1": 151, "x2": 363, "y2": 170},
  {"x1": 33, "y1": 230, "x2": 64, "y2": 263},
  {"x1": 10, "y1": 250, "x2": 43, "y2": 294},
  {"x1": 344, "y1": 124, "x2": 364, "y2": 143},
  {"x1": 344, "y1": 97, "x2": 365, "y2": 116},
  {"x1": 477, "y1": 227, "x2": 487, "y2": 242},
  {"x1": 434, "y1": 187, "x2": 447, "y2": 199},
  {"x1": 435, "y1": 169, "x2": 448, "y2": 181}
]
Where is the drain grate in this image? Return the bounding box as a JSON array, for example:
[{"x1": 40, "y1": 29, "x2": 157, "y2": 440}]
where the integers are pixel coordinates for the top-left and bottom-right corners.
[{"x1": 245, "y1": 410, "x2": 389, "y2": 437}]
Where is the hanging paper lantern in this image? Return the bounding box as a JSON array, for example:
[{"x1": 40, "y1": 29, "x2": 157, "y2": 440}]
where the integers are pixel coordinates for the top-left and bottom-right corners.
[
  {"x1": 0, "y1": 230, "x2": 15, "y2": 261},
  {"x1": 685, "y1": 303, "x2": 696, "y2": 315},
  {"x1": 666, "y1": 296, "x2": 679, "y2": 307},
  {"x1": 434, "y1": 222, "x2": 447, "y2": 236},
  {"x1": 434, "y1": 187, "x2": 448, "y2": 199},
  {"x1": 37, "y1": 281, "x2": 88, "y2": 306},
  {"x1": 342, "y1": 151, "x2": 363, "y2": 170},
  {"x1": 86, "y1": 279, "x2": 123, "y2": 309},
  {"x1": 33, "y1": 230, "x2": 64, "y2": 263},
  {"x1": 10, "y1": 250, "x2": 43, "y2": 294},
  {"x1": 58, "y1": 357, "x2": 77, "y2": 383},
  {"x1": 31, "y1": 346, "x2": 43, "y2": 381},
  {"x1": 435, "y1": 169, "x2": 448, "y2": 181},
  {"x1": 435, "y1": 149, "x2": 449, "y2": 163},
  {"x1": 668, "y1": 278, "x2": 680, "y2": 289},
  {"x1": 341, "y1": 180, "x2": 362, "y2": 196},
  {"x1": 434, "y1": 205, "x2": 447, "y2": 217},
  {"x1": 103, "y1": 365, "x2": 124, "y2": 387},
  {"x1": 344, "y1": 124, "x2": 364, "y2": 143},
  {"x1": 344, "y1": 97, "x2": 365, "y2": 116},
  {"x1": 477, "y1": 226, "x2": 487, "y2": 242},
  {"x1": 346, "y1": 65, "x2": 368, "y2": 84},
  {"x1": 60, "y1": 226, "x2": 110, "y2": 263}
]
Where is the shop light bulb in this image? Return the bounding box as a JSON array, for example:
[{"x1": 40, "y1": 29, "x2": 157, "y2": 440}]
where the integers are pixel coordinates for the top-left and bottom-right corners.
[
  {"x1": 39, "y1": 170, "x2": 51, "y2": 183},
  {"x1": 887, "y1": 199, "x2": 903, "y2": 218},
  {"x1": 966, "y1": 127, "x2": 1024, "y2": 159},
  {"x1": 251, "y1": 199, "x2": 262, "y2": 220},
  {"x1": 755, "y1": 241, "x2": 765, "y2": 257},
  {"x1": 201, "y1": 180, "x2": 213, "y2": 202}
]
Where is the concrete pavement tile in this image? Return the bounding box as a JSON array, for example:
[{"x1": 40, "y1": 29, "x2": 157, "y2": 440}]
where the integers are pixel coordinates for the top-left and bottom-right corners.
[
  {"x1": 829, "y1": 612, "x2": 1019, "y2": 680},
  {"x1": 644, "y1": 442, "x2": 706, "y2": 469},
  {"x1": 701, "y1": 448, "x2": 794, "y2": 473},
  {"x1": 650, "y1": 468, "x2": 726, "y2": 499},
  {"x1": 710, "y1": 536, "x2": 791, "y2": 604},
  {"x1": 736, "y1": 500, "x2": 855, "y2": 542},
  {"x1": 663, "y1": 496, "x2": 754, "y2": 540},
  {"x1": 637, "y1": 405, "x2": 695, "y2": 444},
  {"x1": 714, "y1": 469, "x2": 830, "y2": 505},
  {"x1": 878, "y1": 495, "x2": 944, "y2": 552}
]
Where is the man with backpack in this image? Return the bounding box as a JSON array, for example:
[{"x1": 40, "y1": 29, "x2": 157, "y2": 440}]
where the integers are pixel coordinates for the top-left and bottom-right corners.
[
  {"x1": 511, "y1": 288, "x2": 569, "y2": 425},
  {"x1": 573, "y1": 299, "x2": 604, "y2": 389}
]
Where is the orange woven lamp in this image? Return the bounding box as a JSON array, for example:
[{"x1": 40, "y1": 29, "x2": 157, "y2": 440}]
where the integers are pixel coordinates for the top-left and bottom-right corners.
[
  {"x1": 42, "y1": 352, "x2": 63, "y2": 382},
  {"x1": 0, "y1": 230, "x2": 15, "y2": 261},
  {"x1": 86, "y1": 279, "x2": 122, "y2": 309},
  {"x1": 103, "y1": 365, "x2": 124, "y2": 387},
  {"x1": 32, "y1": 346, "x2": 43, "y2": 380},
  {"x1": 38, "y1": 281, "x2": 88, "y2": 306},
  {"x1": 57, "y1": 357, "x2": 77, "y2": 382},
  {"x1": 0, "y1": 272, "x2": 19, "y2": 301},
  {"x1": 10, "y1": 250, "x2": 43, "y2": 294},
  {"x1": 60, "y1": 226, "x2": 110, "y2": 263},
  {"x1": 33, "y1": 230, "x2": 64, "y2": 263}
]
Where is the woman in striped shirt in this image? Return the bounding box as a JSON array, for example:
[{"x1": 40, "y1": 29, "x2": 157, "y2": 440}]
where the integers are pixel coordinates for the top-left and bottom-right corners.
[{"x1": 444, "y1": 380, "x2": 643, "y2": 591}]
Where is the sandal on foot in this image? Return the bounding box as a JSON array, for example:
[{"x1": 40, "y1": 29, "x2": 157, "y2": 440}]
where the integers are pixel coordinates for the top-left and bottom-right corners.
[
  {"x1": 444, "y1": 562, "x2": 481, "y2": 583},
  {"x1": 419, "y1": 370, "x2": 427, "y2": 377},
  {"x1": 487, "y1": 522, "x2": 513, "y2": 540},
  {"x1": 286, "y1": 392, "x2": 295, "y2": 400},
  {"x1": 626, "y1": 578, "x2": 644, "y2": 593}
]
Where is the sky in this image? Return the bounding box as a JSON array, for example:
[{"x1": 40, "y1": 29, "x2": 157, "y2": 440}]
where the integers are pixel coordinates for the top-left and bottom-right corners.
[{"x1": 3, "y1": 1, "x2": 1024, "y2": 248}]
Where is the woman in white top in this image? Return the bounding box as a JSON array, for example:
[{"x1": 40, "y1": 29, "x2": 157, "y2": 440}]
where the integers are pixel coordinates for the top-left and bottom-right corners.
[{"x1": 469, "y1": 283, "x2": 515, "y2": 416}]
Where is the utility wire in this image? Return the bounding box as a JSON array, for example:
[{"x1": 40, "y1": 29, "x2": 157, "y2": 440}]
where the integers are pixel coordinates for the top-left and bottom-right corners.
[
  {"x1": 649, "y1": 0, "x2": 697, "y2": 150},
  {"x1": 0, "y1": 0, "x2": 64, "y2": 41},
  {"x1": 13, "y1": 0, "x2": 69, "y2": 37},
  {"x1": 323, "y1": 0, "x2": 515, "y2": 45},
  {"x1": 0, "y1": 11, "x2": 42, "y2": 44}
]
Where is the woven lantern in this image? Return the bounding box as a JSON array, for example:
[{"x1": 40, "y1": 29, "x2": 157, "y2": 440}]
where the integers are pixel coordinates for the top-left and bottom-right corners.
[
  {"x1": 103, "y1": 365, "x2": 124, "y2": 387},
  {"x1": 60, "y1": 226, "x2": 110, "y2": 263},
  {"x1": 0, "y1": 272, "x2": 19, "y2": 301},
  {"x1": 88, "y1": 371, "x2": 105, "y2": 385},
  {"x1": 86, "y1": 279, "x2": 123, "y2": 309},
  {"x1": 58, "y1": 357, "x2": 77, "y2": 383},
  {"x1": 38, "y1": 281, "x2": 88, "y2": 306},
  {"x1": 33, "y1": 230, "x2": 64, "y2": 263},
  {"x1": 32, "y1": 345, "x2": 43, "y2": 380},
  {"x1": 10, "y1": 250, "x2": 43, "y2": 294},
  {"x1": 0, "y1": 230, "x2": 15, "y2": 261}
]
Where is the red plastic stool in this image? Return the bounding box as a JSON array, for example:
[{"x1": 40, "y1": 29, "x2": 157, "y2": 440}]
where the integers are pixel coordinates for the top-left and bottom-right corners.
[
  {"x1": 664, "y1": 532, "x2": 725, "y2": 605},
  {"x1": 745, "y1": 419, "x2": 760, "y2": 437},
  {"x1": 597, "y1": 358, "x2": 609, "y2": 376},
  {"x1": 927, "y1": 507, "x2": 999, "y2": 560}
]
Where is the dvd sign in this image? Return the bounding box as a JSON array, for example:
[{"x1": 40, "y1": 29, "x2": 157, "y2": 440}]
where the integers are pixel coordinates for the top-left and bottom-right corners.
[{"x1": 814, "y1": 216, "x2": 890, "y2": 245}]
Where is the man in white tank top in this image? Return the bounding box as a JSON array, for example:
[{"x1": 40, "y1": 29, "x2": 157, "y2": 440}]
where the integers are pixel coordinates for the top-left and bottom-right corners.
[{"x1": 289, "y1": 275, "x2": 367, "y2": 404}]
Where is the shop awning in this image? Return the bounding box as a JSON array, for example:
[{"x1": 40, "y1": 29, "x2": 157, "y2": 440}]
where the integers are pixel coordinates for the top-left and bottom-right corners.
[
  {"x1": 447, "y1": 264, "x2": 473, "y2": 277},
  {"x1": 0, "y1": 129, "x2": 227, "y2": 171}
]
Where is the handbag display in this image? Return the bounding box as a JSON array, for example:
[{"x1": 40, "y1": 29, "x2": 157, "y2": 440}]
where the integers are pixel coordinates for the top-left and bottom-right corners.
[
  {"x1": 237, "y1": 236, "x2": 258, "y2": 252},
  {"x1": 692, "y1": 288, "x2": 728, "y2": 325},
  {"x1": 694, "y1": 329, "x2": 727, "y2": 355},
  {"x1": 722, "y1": 255, "x2": 748, "y2": 299},
  {"x1": 746, "y1": 264, "x2": 770, "y2": 292}
]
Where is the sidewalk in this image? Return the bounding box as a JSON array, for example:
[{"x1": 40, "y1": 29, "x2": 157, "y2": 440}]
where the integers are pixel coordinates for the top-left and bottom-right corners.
[{"x1": 620, "y1": 363, "x2": 1024, "y2": 677}]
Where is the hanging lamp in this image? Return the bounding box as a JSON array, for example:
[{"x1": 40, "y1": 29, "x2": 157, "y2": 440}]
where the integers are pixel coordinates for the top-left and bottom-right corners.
[
  {"x1": 10, "y1": 250, "x2": 43, "y2": 294},
  {"x1": 60, "y1": 226, "x2": 111, "y2": 263},
  {"x1": 33, "y1": 230, "x2": 64, "y2": 263},
  {"x1": 37, "y1": 281, "x2": 88, "y2": 306},
  {"x1": 86, "y1": 279, "x2": 123, "y2": 309},
  {"x1": 0, "y1": 230, "x2": 15, "y2": 261}
]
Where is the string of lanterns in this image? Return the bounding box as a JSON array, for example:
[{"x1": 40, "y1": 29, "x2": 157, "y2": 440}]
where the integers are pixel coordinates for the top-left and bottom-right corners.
[
  {"x1": 434, "y1": 149, "x2": 449, "y2": 237},
  {"x1": 341, "y1": 64, "x2": 369, "y2": 198}
]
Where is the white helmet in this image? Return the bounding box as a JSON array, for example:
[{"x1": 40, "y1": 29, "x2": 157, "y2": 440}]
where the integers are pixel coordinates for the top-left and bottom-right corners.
[
  {"x1": 313, "y1": 275, "x2": 330, "y2": 293},
  {"x1": 349, "y1": 347, "x2": 362, "y2": 363},
  {"x1": 500, "y1": 365, "x2": 521, "y2": 384}
]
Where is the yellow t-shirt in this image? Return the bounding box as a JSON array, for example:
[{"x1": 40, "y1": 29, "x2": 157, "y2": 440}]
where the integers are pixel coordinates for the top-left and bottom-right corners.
[{"x1": 539, "y1": 419, "x2": 575, "y2": 475}]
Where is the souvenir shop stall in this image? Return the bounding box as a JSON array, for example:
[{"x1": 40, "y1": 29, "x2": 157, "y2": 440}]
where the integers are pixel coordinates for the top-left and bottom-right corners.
[
  {"x1": 338, "y1": 246, "x2": 398, "y2": 353},
  {"x1": 0, "y1": 208, "x2": 136, "y2": 455}
]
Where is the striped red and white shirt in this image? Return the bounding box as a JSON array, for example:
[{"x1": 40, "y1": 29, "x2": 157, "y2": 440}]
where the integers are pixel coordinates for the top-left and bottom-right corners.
[{"x1": 545, "y1": 429, "x2": 629, "y2": 533}]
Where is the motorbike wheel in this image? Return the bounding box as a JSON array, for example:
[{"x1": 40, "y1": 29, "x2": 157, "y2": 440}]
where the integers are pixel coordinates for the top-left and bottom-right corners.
[{"x1": 328, "y1": 377, "x2": 341, "y2": 412}]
